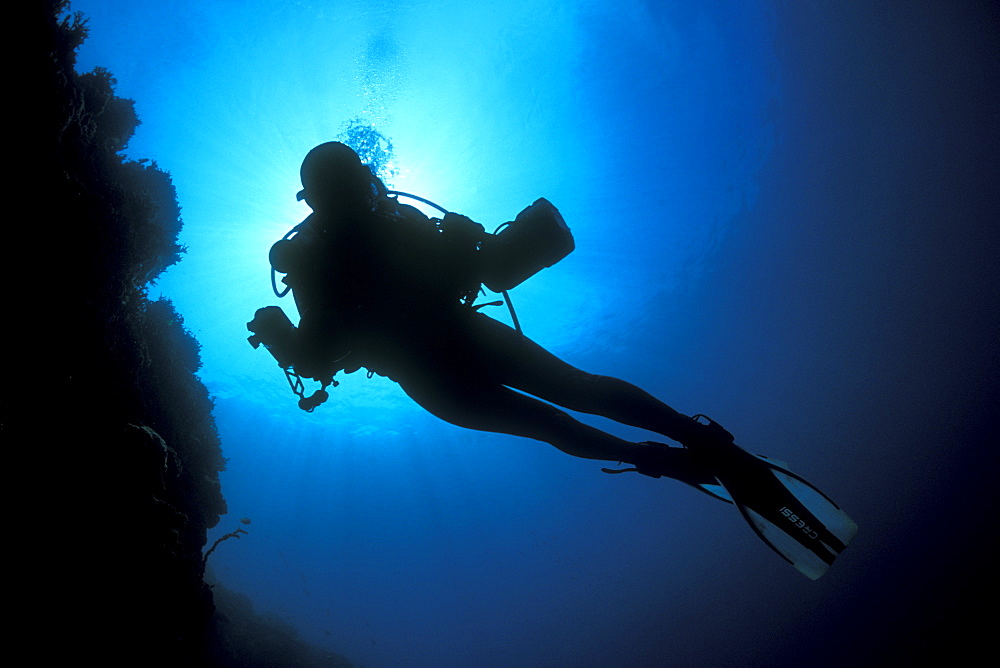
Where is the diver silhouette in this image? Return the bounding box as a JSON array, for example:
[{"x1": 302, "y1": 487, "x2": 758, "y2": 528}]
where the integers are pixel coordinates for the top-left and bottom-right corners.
[{"x1": 248, "y1": 141, "x2": 857, "y2": 579}]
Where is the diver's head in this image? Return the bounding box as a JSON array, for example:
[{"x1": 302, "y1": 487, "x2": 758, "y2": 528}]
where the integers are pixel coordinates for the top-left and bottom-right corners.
[{"x1": 299, "y1": 142, "x2": 374, "y2": 214}]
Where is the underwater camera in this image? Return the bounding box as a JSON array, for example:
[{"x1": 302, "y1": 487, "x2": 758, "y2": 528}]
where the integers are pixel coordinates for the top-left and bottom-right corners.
[
  {"x1": 247, "y1": 306, "x2": 298, "y2": 369},
  {"x1": 247, "y1": 306, "x2": 334, "y2": 411}
]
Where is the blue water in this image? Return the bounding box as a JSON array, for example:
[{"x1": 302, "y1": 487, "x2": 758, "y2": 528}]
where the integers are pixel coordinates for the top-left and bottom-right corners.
[{"x1": 74, "y1": 1, "x2": 998, "y2": 665}]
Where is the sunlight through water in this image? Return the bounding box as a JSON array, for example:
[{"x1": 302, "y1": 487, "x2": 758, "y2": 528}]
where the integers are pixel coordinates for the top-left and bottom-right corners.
[{"x1": 70, "y1": 1, "x2": 788, "y2": 665}]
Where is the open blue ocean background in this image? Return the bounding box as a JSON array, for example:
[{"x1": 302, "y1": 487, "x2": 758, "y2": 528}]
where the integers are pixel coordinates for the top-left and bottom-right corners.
[{"x1": 73, "y1": 1, "x2": 997, "y2": 665}]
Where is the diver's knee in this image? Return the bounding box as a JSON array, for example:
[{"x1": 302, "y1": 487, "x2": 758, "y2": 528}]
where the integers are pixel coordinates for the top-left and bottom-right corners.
[{"x1": 570, "y1": 372, "x2": 621, "y2": 398}]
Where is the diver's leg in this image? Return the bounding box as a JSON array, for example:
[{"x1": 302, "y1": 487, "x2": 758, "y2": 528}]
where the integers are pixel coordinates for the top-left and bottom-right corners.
[
  {"x1": 468, "y1": 314, "x2": 713, "y2": 445},
  {"x1": 396, "y1": 374, "x2": 715, "y2": 483},
  {"x1": 398, "y1": 375, "x2": 630, "y2": 461}
]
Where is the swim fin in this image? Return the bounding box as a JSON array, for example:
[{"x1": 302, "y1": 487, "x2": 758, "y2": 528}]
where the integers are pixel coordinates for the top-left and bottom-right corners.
[{"x1": 690, "y1": 416, "x2": 859, "y2": 580}]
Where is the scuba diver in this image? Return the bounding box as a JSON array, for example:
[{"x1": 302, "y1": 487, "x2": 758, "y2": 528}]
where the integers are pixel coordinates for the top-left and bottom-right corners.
[{"x1": 248, "y1": 141, "x2": 857, "y2": 579}]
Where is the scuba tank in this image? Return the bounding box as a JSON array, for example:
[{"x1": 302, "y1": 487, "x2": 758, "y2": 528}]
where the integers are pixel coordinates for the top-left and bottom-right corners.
[
  {"x1": 380, "y1": 192, "x2": 573, "y2": 294},
  {"x1": 480, "y1": 198, "x2": 574, "y2": 293}
]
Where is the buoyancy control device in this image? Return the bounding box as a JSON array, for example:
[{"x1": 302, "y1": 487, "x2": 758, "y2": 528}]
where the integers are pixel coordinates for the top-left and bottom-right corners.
[{"x1": 249, "y1": 186, "x2": 574, "y2": 411}]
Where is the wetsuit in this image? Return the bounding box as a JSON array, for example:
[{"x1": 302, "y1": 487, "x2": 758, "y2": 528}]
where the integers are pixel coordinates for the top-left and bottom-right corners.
[{"x1": 285, "y1": 197, "x2": 714, "y2": 480}]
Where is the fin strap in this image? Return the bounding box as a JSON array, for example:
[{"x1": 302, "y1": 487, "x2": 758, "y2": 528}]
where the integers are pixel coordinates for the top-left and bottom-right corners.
[{"x1": 601, "y1": 466, "x2": 640, "y2": 475}]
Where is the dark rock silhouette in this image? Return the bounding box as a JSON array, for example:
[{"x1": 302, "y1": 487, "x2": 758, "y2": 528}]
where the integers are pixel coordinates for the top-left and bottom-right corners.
[{"x1": 14, "y1": 2, "x2": 351, "y2": 664}]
